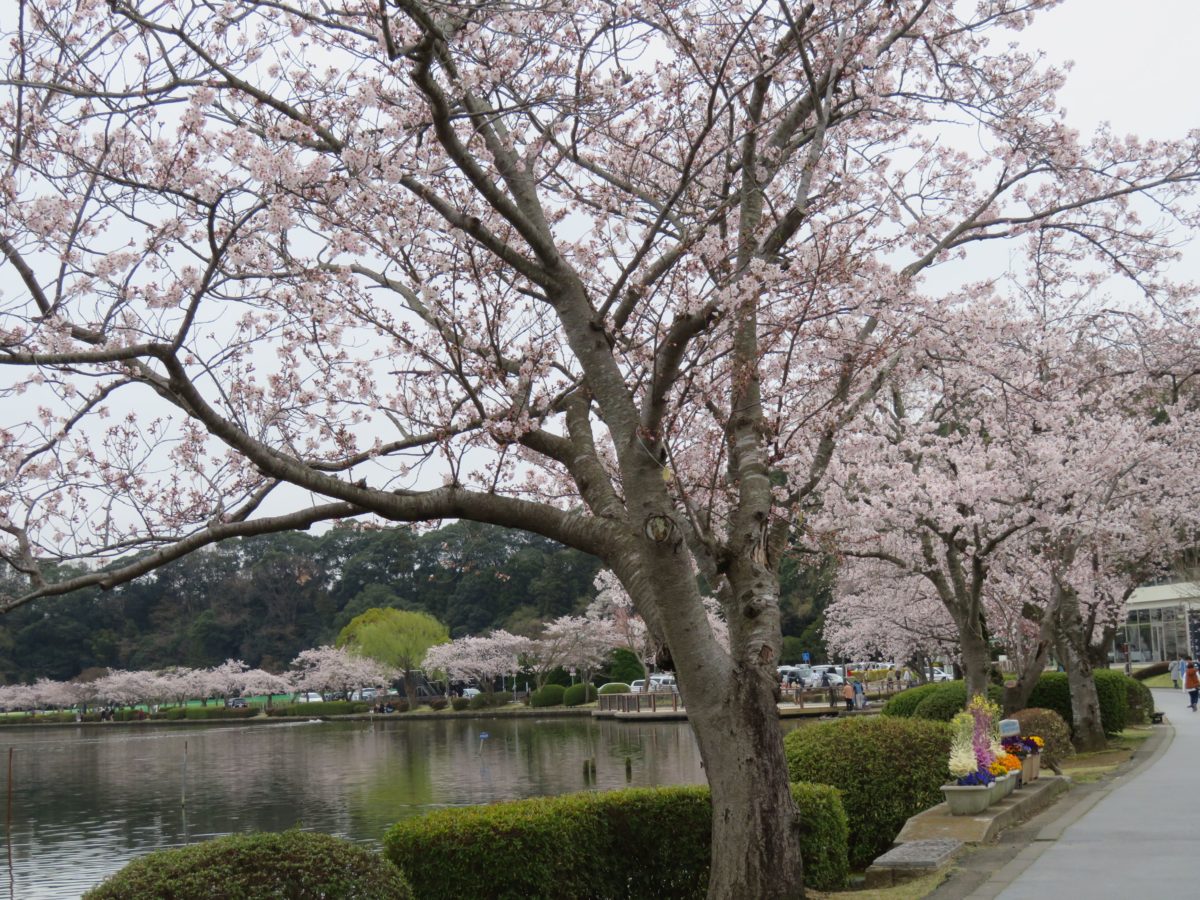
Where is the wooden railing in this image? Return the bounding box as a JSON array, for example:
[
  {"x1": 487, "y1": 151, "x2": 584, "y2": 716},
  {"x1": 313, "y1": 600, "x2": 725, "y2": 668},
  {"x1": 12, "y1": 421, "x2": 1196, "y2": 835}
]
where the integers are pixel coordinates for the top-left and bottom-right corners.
[
  {"x1": 598, "y1": 680, "x2": 905, "y2": 715},
  {"x1": 597, "y1": 691, "x2": 684, "y2": 714}
]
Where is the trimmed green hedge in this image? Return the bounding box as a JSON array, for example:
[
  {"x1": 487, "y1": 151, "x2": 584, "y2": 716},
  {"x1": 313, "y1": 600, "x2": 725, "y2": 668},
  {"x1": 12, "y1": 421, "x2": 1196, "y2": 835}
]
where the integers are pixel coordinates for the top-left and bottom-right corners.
[
  {"x1": 529, "y1": 684, "x2": 566, "y2": 708},
  {"x1": 784, "y1": 715, "x2": 952, "y2": 868},
  {"x1": 890, "y1": 672, "x2": 1147, "y2": 738},
  {"x1": 383, "y1": 784, "x2": 848, "y2": 898},
  {"x1": 84, "y1": 830, "x2": 412, "y2": 899},
  {"x1": 1027, "y1": 671, "x2": 1130, "y2": 736},
  {"x1": 563, "y1": 683, "x2": 598, "y2": 707},
  {"x1": 450, "y1": 696, "x2": 471, "y2": 711},
  {"x1": 149, "y1": 706, "x2": 257, "y2": 721},
  {"x1": 598, "y1": 682, "x2": 631, "y2": 695},
  {"x1": 1125, "y1": 677, "x2": 1154, "y2": 725},
  {"x1": 883, "y1": 681, "x2": 1001, "y2": 722},
  {"x1": 880, "y1": 682, "x2": 943, "y2": 717},
  {"x1": 265, "y1": 701, "x2": 370, "y2": 718},
  {"x1": 911, "y1": 682, "x2": 970, "y2": 721}
]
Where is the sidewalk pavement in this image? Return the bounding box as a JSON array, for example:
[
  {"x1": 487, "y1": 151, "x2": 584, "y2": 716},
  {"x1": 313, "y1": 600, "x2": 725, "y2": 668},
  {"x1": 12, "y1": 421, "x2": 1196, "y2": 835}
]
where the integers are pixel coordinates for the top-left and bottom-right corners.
[{"x1": 930, "y1": 688, "x2": 1196, "y2": 899}]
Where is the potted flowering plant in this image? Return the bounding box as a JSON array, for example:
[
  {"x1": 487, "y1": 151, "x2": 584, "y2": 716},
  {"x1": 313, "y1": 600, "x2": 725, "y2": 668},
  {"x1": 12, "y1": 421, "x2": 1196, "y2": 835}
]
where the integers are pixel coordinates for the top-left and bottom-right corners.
[
  {"x1": 997, "y1": 752, "x2": 1022, "y2": 792},
  {"x1": 1021, "y1": 736, "x2": 1043, "y2": 782},
  {"x1": 942, "y1": 702, "x2": 1000, "y2": 815}
]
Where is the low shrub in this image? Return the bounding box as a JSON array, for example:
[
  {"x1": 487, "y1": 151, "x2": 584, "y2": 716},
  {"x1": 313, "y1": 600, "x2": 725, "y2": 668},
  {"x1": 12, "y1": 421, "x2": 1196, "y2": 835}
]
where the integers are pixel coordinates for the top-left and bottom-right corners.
[
  {"x1": 383, "y1": 784, "x2": 848, "y2": 898},
  {"x1": 1132, "y1": 661, "x2": 1169, "y2": 681},
  {"x1": 563, "y1": 683, "x2": 598, "y2": 707},
  {"x1": 183, "y1": 707, "x2": 257, "y2": 720},
  {"x1": 1026, "y1": 672, "x2": 1071, "y2": 726},
  {"x1": 393, "y1": 700, "x2": 410, "y2": 713},
  {"x1": 598, "y1": 682, "x2": 631, "y2": 695},
  {"x1": 1011, "y1": 708, "x2": 1073, "y2": 770},
  {"x1": 468, "y1": 692, "x2": 494, "y2": 710},
  {"x1": 911, "y1": 682, "x2": 969, "y2": 721},
  {"x1": 265, "y1": 701, "x2": 370, "y2": 718},
  {"x1": 880, "y1": 682, "x2": 943, "y2": 717},
  {"x1": 1027, "y1": 671, "x2": 1127, "y2": 737},
  {"x1": 427, "y1": 697, "x2": 448, "y2": 711},
  {"x1": 83, "y1": 830, "x2": 412, "y2": 899},
  {"x1": 111, "y1": 709, "x2": 150, "y2": 721},
  {"x1": 530, "y1": 684, "x2": 566, "y2": 708},
  {"x1": 1122, "y1": 675, "x2": 1154, "y2": 726},
  {"x1": 784, "y1": 715, "x2": 952, "y2": 868},
  {"x1": 1092, "y1": 669, "x2": 1128, "y2": 734},
  {"x1": 450, "y1": 697, "x2": 471, "y2": 711},
  {"x1": 885, "y1": 681, "x2": 1001, "y2": 722}
]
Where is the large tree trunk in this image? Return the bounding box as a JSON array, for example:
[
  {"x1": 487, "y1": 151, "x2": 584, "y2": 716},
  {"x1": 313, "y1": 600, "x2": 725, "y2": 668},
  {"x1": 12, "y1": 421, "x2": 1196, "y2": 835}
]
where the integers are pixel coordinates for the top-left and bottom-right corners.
[
  {"x1": 957, "y1": 615, "x2": 992, "y2": 702},
  {"x1": 1056, "y1": 592, "x2": 1107, "y2": 752},
  {"x1": 688, "y1": 675, "x2": 804, "y2": 899},
  {"x1": 623, "y1": 537, "x2": 805, "y2": 899}
]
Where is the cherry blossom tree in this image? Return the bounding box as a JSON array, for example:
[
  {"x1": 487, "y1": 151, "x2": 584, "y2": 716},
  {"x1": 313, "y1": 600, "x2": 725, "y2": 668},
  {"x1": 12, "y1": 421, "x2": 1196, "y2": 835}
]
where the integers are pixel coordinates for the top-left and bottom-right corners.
[
  {"x1": 206, "y1": 659, "x2": 251, "y2": 702},
  {"x1": 817, "y1": 300, "x2": 1200, "y2": 747},
  {"x1": 823, "y1": 560, "x2": 959, "y2": 669},
  {"x1": 4, "y1": 3, "x2": 1200, "y2": 892},
  {"x1": 422, "y1": 629, "x2": 530, "y2": 692},
  {"x1": 289, "y1": 645, "x2": 396, "y2": 698},
  {"x1": 241, "y1": 667, "x2": 293, "y2": 706}
]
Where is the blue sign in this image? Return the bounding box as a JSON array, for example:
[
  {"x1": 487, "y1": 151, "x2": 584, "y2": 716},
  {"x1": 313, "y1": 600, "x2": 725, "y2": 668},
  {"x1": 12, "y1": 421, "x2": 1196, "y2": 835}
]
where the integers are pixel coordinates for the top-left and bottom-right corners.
[
  {"x1": 479, "y1": 732, "x2": 490, "y2": 740},
  {"x1": 801, "y1": 652, "x2": 811, "y2": 663}
]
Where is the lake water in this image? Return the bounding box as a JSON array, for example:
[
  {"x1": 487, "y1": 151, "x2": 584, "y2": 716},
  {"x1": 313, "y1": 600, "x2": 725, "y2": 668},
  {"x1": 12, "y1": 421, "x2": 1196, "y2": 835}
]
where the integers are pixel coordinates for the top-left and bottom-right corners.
[{"x1": 0, "y1": 715, "x2": 741, "y2": 898}]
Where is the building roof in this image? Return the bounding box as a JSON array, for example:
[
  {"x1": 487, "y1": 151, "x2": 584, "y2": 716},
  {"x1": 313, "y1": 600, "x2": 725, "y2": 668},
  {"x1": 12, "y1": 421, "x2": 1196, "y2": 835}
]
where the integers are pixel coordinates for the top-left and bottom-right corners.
[{"x1": 1127, "y1": 581, "x2": 1200, "y2": 608}]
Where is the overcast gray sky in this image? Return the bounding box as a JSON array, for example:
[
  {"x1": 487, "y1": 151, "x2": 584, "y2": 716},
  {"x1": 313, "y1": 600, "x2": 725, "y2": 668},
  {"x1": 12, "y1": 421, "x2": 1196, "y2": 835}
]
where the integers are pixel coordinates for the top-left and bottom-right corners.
[{"x1": 1020, "y1": 0, "x2": 1200, "y2": 138}]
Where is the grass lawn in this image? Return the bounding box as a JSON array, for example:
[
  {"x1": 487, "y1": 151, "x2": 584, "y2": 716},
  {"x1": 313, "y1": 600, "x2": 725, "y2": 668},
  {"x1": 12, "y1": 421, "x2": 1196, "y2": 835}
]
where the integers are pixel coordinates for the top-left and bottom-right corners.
[
  {"x1": 1059, "y1": 726, "x2": 1153, "y2": 783},
  {"x1": 810, "y1": 871, "x2": 949, "y2": 900},
  {"x1": 1138, "y1": 672, "x2": 1174, "y2": 688}
]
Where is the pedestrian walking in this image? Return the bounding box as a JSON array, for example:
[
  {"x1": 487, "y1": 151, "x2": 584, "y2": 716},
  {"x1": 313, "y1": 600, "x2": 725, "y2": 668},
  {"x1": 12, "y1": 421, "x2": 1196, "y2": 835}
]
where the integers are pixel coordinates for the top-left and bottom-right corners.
[
  {"x1": 1185, "y1": 660, "x2": 1200, "y2": 712},
  {"x1": 1171, "y1": 657, "x2": 1183, "y2": 690},
  {"x1": 853, "y1": 678, "x2": 866, "y2": 709},
  {"x1": 841, "y1": 681, "x2": 855, "y2": 712}
]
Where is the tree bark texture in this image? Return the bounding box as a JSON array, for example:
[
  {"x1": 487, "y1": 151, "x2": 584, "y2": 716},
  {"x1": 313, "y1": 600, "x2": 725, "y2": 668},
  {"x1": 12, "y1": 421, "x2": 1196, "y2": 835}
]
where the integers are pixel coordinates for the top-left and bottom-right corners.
[{"x1": 1056, "y1": 592, "x2": 1107, "y2": 752}]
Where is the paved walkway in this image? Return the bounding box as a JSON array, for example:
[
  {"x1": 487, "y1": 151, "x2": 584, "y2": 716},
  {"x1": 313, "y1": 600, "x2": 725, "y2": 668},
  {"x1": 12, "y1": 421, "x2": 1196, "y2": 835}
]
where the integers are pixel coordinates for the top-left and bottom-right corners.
[{"x1": 949, "y1": 688, "x2": 1199, "y2": 898}]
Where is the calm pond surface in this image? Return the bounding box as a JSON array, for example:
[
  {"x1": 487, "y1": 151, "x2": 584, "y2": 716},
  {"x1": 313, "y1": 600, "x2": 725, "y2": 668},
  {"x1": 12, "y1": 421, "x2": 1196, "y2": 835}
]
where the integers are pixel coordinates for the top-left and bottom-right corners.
[{"x1": 0, "y1": 714, "x2": 806, "y2": 898}]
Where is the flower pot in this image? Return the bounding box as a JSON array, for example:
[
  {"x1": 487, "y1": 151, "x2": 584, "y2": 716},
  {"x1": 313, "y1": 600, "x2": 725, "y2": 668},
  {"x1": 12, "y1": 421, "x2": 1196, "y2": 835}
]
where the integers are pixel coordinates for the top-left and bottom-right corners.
[
  {"x1": 1001, "y1": 772, "x2": 1017, "y2": 797},
  {"x1": 942, "y1": 784, "x2": 992, "y2": 816},
  {"x1": 985, "y1": 776, "x2": 1004, "y2": 805},
  {"x1": 1022, "y1": 754, "x2": 1040, "y2": 783}
]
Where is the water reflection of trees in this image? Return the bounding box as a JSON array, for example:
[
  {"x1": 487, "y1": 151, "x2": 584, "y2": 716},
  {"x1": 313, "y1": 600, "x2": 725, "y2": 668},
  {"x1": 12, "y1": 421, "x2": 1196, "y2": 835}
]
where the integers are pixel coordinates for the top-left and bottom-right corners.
[{"x1": 4, "y1": 718, "x2": 710, "y2": 898}]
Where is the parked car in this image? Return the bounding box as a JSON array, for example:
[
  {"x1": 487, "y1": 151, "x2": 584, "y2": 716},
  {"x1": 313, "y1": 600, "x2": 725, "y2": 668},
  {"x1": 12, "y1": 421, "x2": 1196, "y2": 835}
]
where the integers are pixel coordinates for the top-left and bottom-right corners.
[
  {"x1": 807, "y1": 671, "x2": 844, "y2": 688},
  {"x1": 225, "y1": 697, "x2": 248, "y2": 709},
  {"x1": 294, "y1": 692, "x2": 324, "y2": 703},
  {"x1": 807, "y1": 664, "x2": 844, "y2": 683},
  {"x1": 461, "y1": 688, "x2": 481, "y2": 699},
  {"x1": 930, "y1": 667, "x2": 953, "y2": 682},
  {"x1": 631, "y1": 676, "x2": 678, "y2": 693},
  {"x1": 777, "y1": 665, "x2": 812, "y2": 686},
  {"x1": 349, "y1": 688, "x2": 377, "y2": 702}
]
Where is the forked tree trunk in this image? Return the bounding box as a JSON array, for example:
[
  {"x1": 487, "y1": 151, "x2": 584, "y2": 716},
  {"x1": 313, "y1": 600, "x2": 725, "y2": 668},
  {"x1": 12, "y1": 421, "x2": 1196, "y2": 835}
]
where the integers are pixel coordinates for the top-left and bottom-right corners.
[{"x1": 1000, "y1": 637, "x2": 1052, "y2": 716}]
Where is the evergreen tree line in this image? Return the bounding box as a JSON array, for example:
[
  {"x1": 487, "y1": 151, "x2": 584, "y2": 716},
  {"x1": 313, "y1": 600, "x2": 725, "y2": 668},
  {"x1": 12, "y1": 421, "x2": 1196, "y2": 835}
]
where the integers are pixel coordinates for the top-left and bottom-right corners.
[{"x1": 0, "y1": 521, "x2": 832, "y2": 684}]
